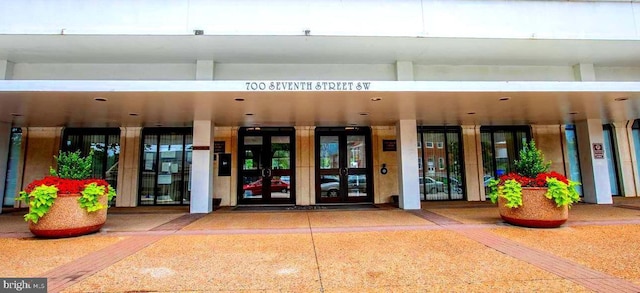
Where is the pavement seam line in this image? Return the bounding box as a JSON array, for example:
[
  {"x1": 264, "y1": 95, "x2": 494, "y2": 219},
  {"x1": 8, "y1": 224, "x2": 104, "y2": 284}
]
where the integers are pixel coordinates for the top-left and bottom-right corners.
[{"x1": 307, "y1": 212, "x2": 325, "y2": 293}]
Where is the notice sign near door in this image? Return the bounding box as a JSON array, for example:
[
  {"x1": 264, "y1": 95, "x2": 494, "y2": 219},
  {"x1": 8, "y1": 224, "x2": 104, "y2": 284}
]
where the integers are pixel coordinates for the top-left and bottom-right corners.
[
  {"x1": 383, "y1": 140, "x2": 397, "y2": 152},
  {"x1": 593, "y1": 143, "x2": 605, "y2": 159}
]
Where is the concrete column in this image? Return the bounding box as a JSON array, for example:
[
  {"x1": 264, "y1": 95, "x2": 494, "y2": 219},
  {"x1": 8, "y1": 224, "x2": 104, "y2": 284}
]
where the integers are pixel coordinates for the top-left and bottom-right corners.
[
  {"x1": 0, "y1": 123, "x2": 11, "y2": 211},
  {"x1": 573, "y1": 63, "x2": 596, "y2": 81},
  {"x1": 462, "y1": 125, "x2": 484, "y2": 201},
  {"x1": 196, "y1": 60, "x2": 215, "y2": 80},
  {"x1": 531, "y1": 125, "x2": 565, "y2": 175},
  {"x1": 613, "y1": 122, "x2": 637, "y2": 197},
  {"x1": 575, "y1": 119, "x2": 613, "y2": 204},
  {"x1": 396, "y1": 61, "x2": 414, "y2": 81},
  {"x1": 190, "y1": 120, "x2": 215, "y2": 213},
  {"x1": 627, "y1": 122, "x2": 640, "y2": 197},
  {"x1": 396, "y1": 120, "x2": 420, "y2": 209},
  {"x1": 295, "y1": 126, "x2": 313, "y2": 206},
  {"x1": 0, "y1": 60, "x2": 14, "y2": 80},
  {"x1": 116, "y1": 127, "x2": 141, "y2": 207},
  {"x1": 213, "y1": 127, "x2": 233, "y2": 206}
]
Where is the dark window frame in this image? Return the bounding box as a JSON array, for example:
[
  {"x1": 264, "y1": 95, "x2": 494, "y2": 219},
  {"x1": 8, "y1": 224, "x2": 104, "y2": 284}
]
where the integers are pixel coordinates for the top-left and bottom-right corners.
[
  {"x1": 480, "y1": 125, "x2": 531, "y2": 180},
  {"x1": 417, "y1": 126, "x2": 465, "y2": 201}
]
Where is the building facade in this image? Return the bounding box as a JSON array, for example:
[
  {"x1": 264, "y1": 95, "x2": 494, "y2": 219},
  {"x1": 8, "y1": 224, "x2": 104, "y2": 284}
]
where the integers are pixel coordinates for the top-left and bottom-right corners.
[{"x1": 2, "y1": 0, "x2": 640, "y2": 213}]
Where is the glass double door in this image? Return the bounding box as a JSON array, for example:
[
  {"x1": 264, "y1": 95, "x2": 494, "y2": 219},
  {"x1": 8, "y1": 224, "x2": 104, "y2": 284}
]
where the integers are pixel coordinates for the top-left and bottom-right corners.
[
  {"x1": 316, "y1": 127, "x2": 373, "y2": 204},
  {"x1": 238, "y1": 128, "x2": 295, "y2": 204}
]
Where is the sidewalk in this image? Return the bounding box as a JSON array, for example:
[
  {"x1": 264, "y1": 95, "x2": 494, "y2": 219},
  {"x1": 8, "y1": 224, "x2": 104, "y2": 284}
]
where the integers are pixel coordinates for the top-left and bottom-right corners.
[{"x1": 1, "y1": 199, "x2": 640, "y2": 292}]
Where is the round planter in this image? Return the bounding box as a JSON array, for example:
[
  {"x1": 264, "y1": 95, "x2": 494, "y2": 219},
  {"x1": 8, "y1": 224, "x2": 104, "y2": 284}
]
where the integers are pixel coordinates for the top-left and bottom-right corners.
[
  {"x1": 28, "y1": 193, "x2": 107, "y2": 238},
  {"x1": 498, "y1": 187, "x2": 568, "y2": 228}
]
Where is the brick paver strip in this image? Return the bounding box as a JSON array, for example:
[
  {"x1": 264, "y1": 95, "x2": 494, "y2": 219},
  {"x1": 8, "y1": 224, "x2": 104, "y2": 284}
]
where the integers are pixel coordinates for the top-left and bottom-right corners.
[
  {"x1": 455, "y1": 228, "x2": 640, "y2": 293},
  {"x1": 38, "y1": 235, "x2": 164, "y2": 293},
  {"x1": 409, "y1": 209, "x2": 463, "y2": 225},
  {"x1": 149, "y1": 213, "x2": 207, "y2": 231}
]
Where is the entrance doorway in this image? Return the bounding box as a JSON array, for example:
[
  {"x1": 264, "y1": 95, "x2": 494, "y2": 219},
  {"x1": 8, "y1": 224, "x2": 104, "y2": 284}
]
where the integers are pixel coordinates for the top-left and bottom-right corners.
[
  {"x1": 315, "y1": 127, "x2": 373, "y2": 204},
  {"x1": 237, "y1": 127, "x2": 295, "y2": 205}
]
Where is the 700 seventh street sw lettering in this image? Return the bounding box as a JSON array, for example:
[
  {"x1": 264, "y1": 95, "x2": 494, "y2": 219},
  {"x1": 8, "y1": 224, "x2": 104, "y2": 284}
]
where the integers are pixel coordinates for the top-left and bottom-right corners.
[{"x1": 245, "y1": 81, "x2": 372, "y2": 91}]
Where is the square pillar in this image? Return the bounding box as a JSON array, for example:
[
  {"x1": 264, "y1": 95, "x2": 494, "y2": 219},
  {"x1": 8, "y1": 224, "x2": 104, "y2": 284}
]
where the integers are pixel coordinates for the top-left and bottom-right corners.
[
  {"x1": 0, "y1": 123, "x2": 11, "y2": 211},
  {"x1": 190, "y1": 120, "x2": 215, "y2": 213},
  {"x1": 613, "y1": 122, "x2": 637, "y2": 197},
  {"x1": 196, "y1": 60, "x2": 215, "y2": 80},
  {"x1": 575, "y1": 119, "x2": 613, "y2": 204},
  {"x1": 116, "y1": 127, "x2": 141, "y2": 207},
  {"x1": 396, "y1": 61, "x2": 414, "y2": 81},
  {"x1": 396, "y1": 120, "x2": 420, "y2": 210}
]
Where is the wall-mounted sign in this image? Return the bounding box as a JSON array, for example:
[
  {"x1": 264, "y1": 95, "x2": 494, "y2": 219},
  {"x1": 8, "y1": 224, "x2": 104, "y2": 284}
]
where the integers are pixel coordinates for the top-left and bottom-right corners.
[
  {"x1": 214, "y1": 141, "x2": 226, "y2": 153},
  {"x1": 244, "y1": 81, "x2": 373, "y2": 91},
  {"x1": 593, "y1": 143, "x2": 605, "y2": 159},
  {"x1": 383, "y1": 140, "x2": 397, "y2": 152}
]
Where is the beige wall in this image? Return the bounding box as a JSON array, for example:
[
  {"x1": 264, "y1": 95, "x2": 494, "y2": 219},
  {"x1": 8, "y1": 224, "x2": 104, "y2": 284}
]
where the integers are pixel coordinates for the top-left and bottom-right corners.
[
  {"x1": 295, "y1": 127, "x2": 314, "y2": 206},
  {"x1": 613, "y1": 122, "x2": 638, "y2": 197},
  {"x1": 372, "y1": 126, "x2": 399, "y2": 204},
  {"x1": 212, "y1": 127, "x2": 236, "y2": 206},
  {"x1": 115, "y1": 127, "x2": 141, "y2": 207},
  {"x1": 19, "y1": 127, "x2": 62, "y2": 207},
  {"x1": 462, "y1": 126, "x2": 484, "y2": 201}
]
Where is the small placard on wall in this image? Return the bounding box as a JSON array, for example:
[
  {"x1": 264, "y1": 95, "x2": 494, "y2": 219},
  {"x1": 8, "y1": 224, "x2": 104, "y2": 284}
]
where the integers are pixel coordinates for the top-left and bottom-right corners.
[
  {"x1": 383, "y1": 140, "x2": 397, "y2": 152},
  {"x1": 214, "y1": 141, "x2": 226, "y2": 153},
  {"x1": 593, "y1": 143, "x2": 605, "y2": 159}
]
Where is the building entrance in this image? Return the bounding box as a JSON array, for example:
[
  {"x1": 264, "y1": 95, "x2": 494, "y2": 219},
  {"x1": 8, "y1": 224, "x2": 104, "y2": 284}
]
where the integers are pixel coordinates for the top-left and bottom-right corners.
[
  {"x1": 315, "y1": 127, "x2": 373, "y2": 204},
  {"x1": 237, "y1": 127, "x2": 295, "y2": 205}
]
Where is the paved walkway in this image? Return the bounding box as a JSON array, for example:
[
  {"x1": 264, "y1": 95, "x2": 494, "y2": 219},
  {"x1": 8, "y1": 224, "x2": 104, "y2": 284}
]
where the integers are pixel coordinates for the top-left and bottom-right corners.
[{"x1": 1, "y1": 200, "x2": 640, "y2": 292}]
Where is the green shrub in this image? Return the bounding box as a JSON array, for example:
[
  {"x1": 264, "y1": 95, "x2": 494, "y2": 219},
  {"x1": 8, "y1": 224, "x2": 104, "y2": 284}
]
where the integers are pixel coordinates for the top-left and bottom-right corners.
[
  {"x1": 514, "y1": 140, "x2": 550, "y2": 178},
  {"x1": 50, "y1": 150, "x2": 93, "y2": 179}
]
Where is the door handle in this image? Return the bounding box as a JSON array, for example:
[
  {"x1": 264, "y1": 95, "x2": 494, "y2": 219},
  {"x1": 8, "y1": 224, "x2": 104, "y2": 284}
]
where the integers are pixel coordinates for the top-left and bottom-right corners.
[
  {"x1": 265, "y1": 168, "x2": 272, "y2": 178},
  {"x1": 340, "y1": 167, "x2": 348, "y2": 177},
  {"x1": 261, "y1": 168, "x2": 267, "y2": 178}
]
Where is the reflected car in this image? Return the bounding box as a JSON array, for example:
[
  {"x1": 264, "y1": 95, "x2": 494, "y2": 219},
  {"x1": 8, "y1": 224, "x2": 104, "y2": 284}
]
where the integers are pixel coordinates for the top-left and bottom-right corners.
[
  {"x1": 242, "y1": 178, "x2": 290, "y2": 196},
  {"x1": 320, "y1": 176, "x2": 340, "y2": 197},
  {"x1": 420, "y1": 177, "x2": 445, "y2": 194}
]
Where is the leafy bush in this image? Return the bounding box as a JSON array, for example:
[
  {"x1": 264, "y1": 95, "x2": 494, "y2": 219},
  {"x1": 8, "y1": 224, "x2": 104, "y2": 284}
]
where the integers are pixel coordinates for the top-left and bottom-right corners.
[
  {"x1": 50, "y1": 150, "x2": 93, "y2": 180},
  {"x1": 514, "y1": 140, "x2": 550, "y2": 178}
]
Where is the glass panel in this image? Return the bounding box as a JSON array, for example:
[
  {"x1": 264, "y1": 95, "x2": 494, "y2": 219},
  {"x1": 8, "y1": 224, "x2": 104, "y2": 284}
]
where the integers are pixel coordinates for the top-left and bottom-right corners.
[
  {"x1": 242, "y1": 175, "x2": 263, "y2": 199},
  {"x1": 347, "y1": 174, "x2": 367, "y2": 197},
  {"x1": 418, "y1": 133, "x2": 425, "y2": 200},
  {"x1": 603, "y1": 128, "x2": 620, "y2": 195},
  {"x1": 494, "y1": 131, "x2": 515, "y2": 177},
  {"x1": 319, "y1": 175, "x2": 341, "y2": 198},
  {"x1": 422, "y1": 131, "x2": 447, "y2": 200},
  {"x1": 565, "y1": 126, "x2": 583, "y2": 196},
  {"x1": 347, "y1": 135, "x2": 366, "y2": 168},
  {"x1": 183, "y1": 134, "x2": 193, "y2": 204},
  {"x1": 156, "y1": 133, "x2": 184, "y2": 204},
  {"x1": 447, "y1": 132, "x2": 464, "y2": 200},
  {"x1": 243, "y1": 136, "x2": 263, "y2": 170},
  {"x1": 83, "y1": 134, "x2": 106, "y2": 179},
  {"x1": 140, "y1": 134, "x2": 158, "y2": 205},
  {"x1": 320, "y1": 136, "x2": 340, "y2": 169},
  {"x1": 3, "y1": 129, "x2": 22, "y2": 206},
  {"x1": 271, "y1": 136, "x2": 290, "y2": 170},
  {"x1": 481, "y1": 132, "x2": 494, "y2": 195}
]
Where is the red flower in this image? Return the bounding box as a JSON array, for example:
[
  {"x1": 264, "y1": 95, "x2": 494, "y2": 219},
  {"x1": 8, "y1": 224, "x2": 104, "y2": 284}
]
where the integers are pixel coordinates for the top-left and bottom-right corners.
[{"x1": 24, "y1": 176, "x2": 111, "y2": 195}]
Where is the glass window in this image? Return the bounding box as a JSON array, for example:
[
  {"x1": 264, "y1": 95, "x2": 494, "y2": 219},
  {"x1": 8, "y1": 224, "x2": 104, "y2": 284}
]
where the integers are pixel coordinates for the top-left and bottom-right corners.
[
  {"x1": 418, "y1": 127, "x2": 464, "y2": 201},
  {"x1": 139, "y1": 128, "x2": 192, "y2": 205},
  {"x1": 564, "y1": 125, "x2": 583, "y2": 196},
  {"x1": 481, "y1": 126, "x2": 531, "y2": 197},
  {"x1": 3, "y1": 128, "x2": 22, "y2": 207},
  {"x1": 62, "y1": 128, "x2": 120, "y2": 205},
  {"x1": 603, "y1": 125, "x2": 621, "y2": 196},
  {"x1": 633, "y1": 121, "x2": 640, "y2": 191}
]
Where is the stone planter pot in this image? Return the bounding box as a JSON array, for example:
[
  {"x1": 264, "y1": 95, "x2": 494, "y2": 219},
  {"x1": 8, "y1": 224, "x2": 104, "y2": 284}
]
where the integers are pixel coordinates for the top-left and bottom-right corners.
[
  {"x1": 498, "y1": 187, "x2": 568, "y2": 228},
  {"x1": 29, "y1": 193, "x2": 107, "y2": 238}
]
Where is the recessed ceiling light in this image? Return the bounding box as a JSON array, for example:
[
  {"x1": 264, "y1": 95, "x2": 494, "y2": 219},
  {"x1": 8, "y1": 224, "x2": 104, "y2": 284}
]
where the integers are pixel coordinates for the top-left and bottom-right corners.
[
  {"x1": 467, "y1": 112, "x2": 476, "y2": 115},
  {"x1": 10, "y1": 113, "x2": 22, "y2": 117},
  {"x1": 129, "y1": 113, "x2": 139, "y2": 116},
  {"x1": 499, "y1": 97, "x2": 511, "y2": 101},
  {"x1": 245, "y1": 113, "x2": 254, "y2": 116},
  {"x1": 349, "y1": 123, "x2": 358, "y2": 126},
  {"x1": 359, "y1": 112, "x2": 369, "y2": 116},
  {"x1": 569, "y1": 112, "x2": 579, "y2": 115},
  {"x1": 94, "y1": 97, "x2": 107, "y2": 102},
  {"x1": 615, "y1": 97, "x2": 629, "y2": 101},
  {"x1": 234, "y1": 98, "x2": 245, "y2": 102},
  {"x1": 371, "y1": 97, "x2": 382, "y2": 101},
  {"x1": 154, "y1": 123, "x2": 163, "y2": 127}
]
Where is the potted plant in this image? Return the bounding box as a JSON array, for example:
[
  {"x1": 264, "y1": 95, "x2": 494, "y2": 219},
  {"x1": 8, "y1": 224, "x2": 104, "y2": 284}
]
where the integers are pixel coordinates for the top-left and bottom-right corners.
[
  {"x1": 486, "y1": 140, "x2": 580, "y2": 228},
  {"x1": 16, "y1": 150, "x2": 116, "y2": 238}
]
